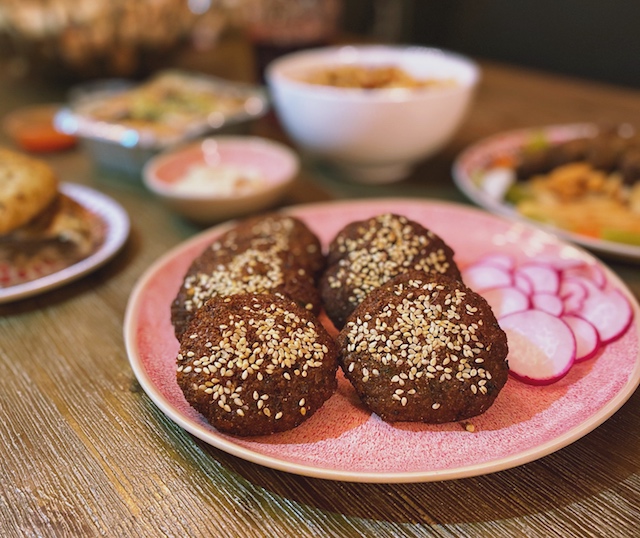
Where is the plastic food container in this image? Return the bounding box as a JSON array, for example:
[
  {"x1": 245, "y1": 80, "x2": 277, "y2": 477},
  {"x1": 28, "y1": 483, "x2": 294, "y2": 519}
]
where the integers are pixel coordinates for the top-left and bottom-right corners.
[{"x1": 55, "y1": 70, "x2": 269, "y2": 175}]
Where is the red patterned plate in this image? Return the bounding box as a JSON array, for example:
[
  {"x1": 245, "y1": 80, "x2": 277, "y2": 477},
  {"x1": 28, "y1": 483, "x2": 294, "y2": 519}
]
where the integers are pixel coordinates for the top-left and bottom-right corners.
[{"x1": 0, "y1": 183, "x2": 129, "y2": 303}]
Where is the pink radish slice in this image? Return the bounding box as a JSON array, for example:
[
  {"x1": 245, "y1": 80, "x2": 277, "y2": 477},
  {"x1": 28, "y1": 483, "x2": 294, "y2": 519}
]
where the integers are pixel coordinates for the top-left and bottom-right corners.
[
  {"x1": 563, "y1": 274, "x2": 601, "y2": 298},
  {"x1": 562, "y1": 293, "x2": 585, "y2": 316},
  {"x1": 559, "y1": 278, "x2": 587, "y2": 301},
  {"x1": 562, "y1": 315, "x2": 601, "y2": 362},
  {"x1": 474, "y1": 253, "x2": 516, "y2": 272},
  {"x1": 559, "y1": 279, "x2": 588, "y2": 314},
  {"x1": 563, "y1": 263, "x2": 606, "y2": 289},
  {"x1": 559, "y1": 278, "x2": 588, "y2": 301},
  {"x1": 514, "y1": 263, "x2": 561, "y2": 295},
  {"x1": 513, "y1": 272, "x2": 534, "y2": 296},
  {"x1": 499, "y1": 309, "x2": 576, "y2": 385},
  {"x1": 577, "y1": 287, "x2": 634, "y2": 344},
  {"x1": 481, "y1": 286, "x2": 530, "y2": 318},
  {"x1": 462, "y1": 264, "x2": 512, "y2": 292},
  {"x1": 536, "y1": 257, "x2": 586, "y2": 272},
  {"x1": 531, "y1": 293, "x2": 564, "y2": 317}
]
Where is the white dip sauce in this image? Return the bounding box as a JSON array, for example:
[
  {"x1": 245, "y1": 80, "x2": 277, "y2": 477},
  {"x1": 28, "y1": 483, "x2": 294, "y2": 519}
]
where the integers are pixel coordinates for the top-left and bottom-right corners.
[{"x1": 172, "y1": 164, "x2": 265, "y2": 197}]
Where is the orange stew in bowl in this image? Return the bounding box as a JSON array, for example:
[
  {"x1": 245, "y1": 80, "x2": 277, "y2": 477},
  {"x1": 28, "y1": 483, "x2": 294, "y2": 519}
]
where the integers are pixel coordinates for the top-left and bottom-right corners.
[{"x1": 302, "y1": 65, "x2": 456, "y2": 90}]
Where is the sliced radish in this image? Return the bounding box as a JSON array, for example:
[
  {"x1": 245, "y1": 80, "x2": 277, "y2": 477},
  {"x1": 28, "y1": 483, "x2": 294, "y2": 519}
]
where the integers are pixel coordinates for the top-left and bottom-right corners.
[
  {"x1": 559, "y1": 279, "x2": 588, "y2": 315},
  {"x1": 466, "y1": 251, "x2": 635, "y2": 386},
  {"x1": 559, "y1": 278, "x2": 587, "y2": 300},
  {"x1": 536, "y1": 256, "x2": 586, "y2": 272},
  {"x1": 562, "y1": 314, "x2": 601, "y2": 362},
  {"x1": 563, "y1": 263, "x2": 606, "y2": 289},
  {"x1": 513, "y1": 271, "x2": 534, "y2": 296},
  {"x1": 462, "y1": 264, "x2": 513, "y2": 292},
  {"x1": 563, "y1": 274, "x2": 601, "y2": 298},
  {"x1": 559, "y1": 278, "x2": 588, "y2": 300},
  {"x1": 531, "y1": 293, "x2": 564, "y2": 317},
  {"x1": 481, "y1": 286, "x2": 530, "y2": 318},
  {"x1": 577, "y1": 287, "x2": 634, "y2": 344},
  {"x1": 562, "y1": 294, "x2": 585, "y2": 316},
  {"x1": 500, "y1": 310, "x2": 576, "y2": 385},
  {"x1": 474, "y1": 253, "x2": 516, "y2": 272},
  {"x1": 514, "y1": 263, "x2": 560, "y2": 295}
]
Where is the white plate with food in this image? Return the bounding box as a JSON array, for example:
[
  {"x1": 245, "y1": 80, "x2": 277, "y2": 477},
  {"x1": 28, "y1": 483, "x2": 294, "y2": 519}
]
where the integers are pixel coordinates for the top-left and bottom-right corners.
[
  {"x1": 123, "y1": 199, "x2": 640, "y2": 483},
  {"x1": 452, "y1": 123, "x2": 640, "y2": 261},
  {"x1": 0, "y1": 182, "x2": 130, "y2": 303}
]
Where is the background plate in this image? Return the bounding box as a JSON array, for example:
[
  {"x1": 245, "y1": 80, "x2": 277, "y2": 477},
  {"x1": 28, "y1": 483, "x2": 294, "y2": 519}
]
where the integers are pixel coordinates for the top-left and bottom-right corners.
[
  {"x1": 124, "y1": 199, "x2": 640, "y2": 483},
  {"x1": 452, "y1": 123, "x2": 640, "y2": 262},
  {"x1": 0, "y1": 183, "x2": 130, "y2": 303}
]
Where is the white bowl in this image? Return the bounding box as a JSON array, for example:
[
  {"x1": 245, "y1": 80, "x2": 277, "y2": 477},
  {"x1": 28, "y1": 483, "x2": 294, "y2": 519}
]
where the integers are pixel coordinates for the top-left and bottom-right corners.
[
  {"x1": 142, "y1": 136, "x2": 299, "y2": 224},
  {"x1": 266, "y1": 44, "x2": 480, "y2": 183}
]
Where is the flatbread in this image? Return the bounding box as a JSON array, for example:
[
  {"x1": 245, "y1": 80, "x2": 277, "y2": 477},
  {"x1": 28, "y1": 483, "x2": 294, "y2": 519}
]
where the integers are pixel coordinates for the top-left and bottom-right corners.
[{"x1": 0, "y1": 147, "x2": 58, "y2": 235}]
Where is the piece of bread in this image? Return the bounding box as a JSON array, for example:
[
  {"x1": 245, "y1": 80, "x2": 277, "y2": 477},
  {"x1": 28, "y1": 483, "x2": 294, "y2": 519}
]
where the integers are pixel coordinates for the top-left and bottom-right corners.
[
  {"x1": 0, "y1": 147, "x2": 59, "y2": 235},
  {"x1": 0, "y1": 193, "x2": 106, "y2": 288},
  {"x1": 1, "y1": 193, "x2": 101, "y2": 255}
]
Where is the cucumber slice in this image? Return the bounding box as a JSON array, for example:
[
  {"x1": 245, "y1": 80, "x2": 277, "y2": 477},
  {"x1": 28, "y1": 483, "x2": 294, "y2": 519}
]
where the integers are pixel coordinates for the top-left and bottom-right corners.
[{"x1": 601, "y1": 229, "x2": 640, "y2": 246}]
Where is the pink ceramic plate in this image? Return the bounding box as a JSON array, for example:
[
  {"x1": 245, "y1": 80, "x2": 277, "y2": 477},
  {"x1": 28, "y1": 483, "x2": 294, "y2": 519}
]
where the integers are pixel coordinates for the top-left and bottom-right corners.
[
  {"x1": 124, "y1": 199, "x2": 640, "y2": 483},
  {"x1": 0, "y1": 183, "x2": 130, "y2": 303},
  {"x1": 452, "y1": 123, "x2": 640, "y2": 262}
]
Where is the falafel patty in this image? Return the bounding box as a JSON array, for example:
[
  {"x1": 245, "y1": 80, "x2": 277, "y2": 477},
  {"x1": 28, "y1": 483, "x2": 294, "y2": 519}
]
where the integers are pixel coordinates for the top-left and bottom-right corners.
[
  {"x1": 337, "y1": 270, "x2": 509, "y2": 424},
  {"x1": 177, "y1": 293, "x2": 339, "y2": 436},
  {"x1": 172, "y1": 213, "x2": 325, "y2": 339},
  {"x1": 320, "y1": 213, "x2": 461, "y2": 329}
]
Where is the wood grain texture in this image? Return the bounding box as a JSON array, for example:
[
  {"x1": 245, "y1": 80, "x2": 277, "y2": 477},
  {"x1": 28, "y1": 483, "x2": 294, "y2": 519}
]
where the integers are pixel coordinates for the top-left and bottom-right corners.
[{"x1": 0, "y1": 31, "x2": 639, "y2": 538}]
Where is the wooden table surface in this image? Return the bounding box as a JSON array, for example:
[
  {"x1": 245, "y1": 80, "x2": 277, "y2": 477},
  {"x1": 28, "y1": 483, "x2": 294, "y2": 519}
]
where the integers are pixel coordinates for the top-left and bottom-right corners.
[{"x1": 1, "y1": 32, "x2": 639, "y2": 537}]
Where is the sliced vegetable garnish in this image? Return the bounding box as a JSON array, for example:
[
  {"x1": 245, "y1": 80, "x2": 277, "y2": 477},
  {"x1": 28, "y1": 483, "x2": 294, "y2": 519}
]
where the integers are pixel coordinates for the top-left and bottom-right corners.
[
  {"x1": 500, "y1": 309, "x2": 576, "y2": 385},
  {"x1": 562, "y1": 315, "x2": 600, "y2": 363},
  {"x1": 462, "y1": 254, "x2": 634, "y2": 385}
]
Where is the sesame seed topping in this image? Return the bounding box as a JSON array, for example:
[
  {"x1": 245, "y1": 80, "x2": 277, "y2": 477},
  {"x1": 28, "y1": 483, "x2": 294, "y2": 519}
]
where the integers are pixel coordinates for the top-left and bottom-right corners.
[
  {"x1": 181, "y1": 217, "x2": 315, "y2": 317},
  {"x1": 327, "y1": 214, "x2": 453, "y2": 308},
  {"x1": 177, "y1": 295, "x2": 332, "y2": 420},
  {"x1": 341, "y1": 273, "x2": 504, "y2": 411}
]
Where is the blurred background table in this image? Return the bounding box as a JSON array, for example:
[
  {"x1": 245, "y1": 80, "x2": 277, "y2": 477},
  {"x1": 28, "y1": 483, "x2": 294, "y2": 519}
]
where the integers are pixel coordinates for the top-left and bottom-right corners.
[{"x1": 0, "y1": 27, "x2": 639, "y2": 538}]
